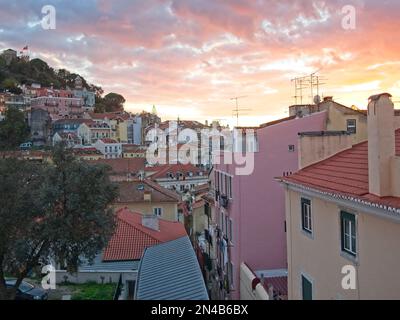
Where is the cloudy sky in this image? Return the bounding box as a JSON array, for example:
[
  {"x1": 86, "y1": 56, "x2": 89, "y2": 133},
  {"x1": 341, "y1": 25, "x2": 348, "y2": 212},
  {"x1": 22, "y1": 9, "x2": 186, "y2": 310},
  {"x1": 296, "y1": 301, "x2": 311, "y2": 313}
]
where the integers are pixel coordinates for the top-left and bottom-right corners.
[{"x1": 1, "y1": 0, "x2": 400, "y2": 126}]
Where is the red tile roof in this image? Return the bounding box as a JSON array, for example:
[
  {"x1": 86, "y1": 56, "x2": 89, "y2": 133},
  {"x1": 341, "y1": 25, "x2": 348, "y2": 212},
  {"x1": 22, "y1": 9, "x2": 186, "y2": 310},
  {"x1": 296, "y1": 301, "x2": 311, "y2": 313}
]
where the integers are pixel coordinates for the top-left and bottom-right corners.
[
  {"x1": 280, "y1": 129, "x2": 400, "y2": 209},
  {"x1": 116, "y1": 179, "x2": 181, "y2": 203},
  {"x1": 73, "y1": 147, "x2": 102, "y2": 155},
  {"x1": 145, "y1": 163, "x2": 207, "y2": 179},
  {"x1": 263, "y1": 276, "x2": 288, "y2": 300},
  {"x1": 88, "y1": 158, "x2": 145, "y2": 175},
  {"x1": 103, "y1": 208, "x2": 187, "y2": 261},
  {"x1": 89, "y1": 112, "x2": 130, "y2": 121},
  {"x1": 99, "y1": 138, "x2": 119, "y2": 144}
]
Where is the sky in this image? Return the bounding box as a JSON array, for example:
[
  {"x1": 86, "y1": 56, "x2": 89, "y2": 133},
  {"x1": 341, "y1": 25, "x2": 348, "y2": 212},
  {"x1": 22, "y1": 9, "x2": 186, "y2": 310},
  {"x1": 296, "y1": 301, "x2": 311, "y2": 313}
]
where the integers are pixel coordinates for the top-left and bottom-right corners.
[{"x1": 1, "y1": 0, "x2": 400, "y2": 127}]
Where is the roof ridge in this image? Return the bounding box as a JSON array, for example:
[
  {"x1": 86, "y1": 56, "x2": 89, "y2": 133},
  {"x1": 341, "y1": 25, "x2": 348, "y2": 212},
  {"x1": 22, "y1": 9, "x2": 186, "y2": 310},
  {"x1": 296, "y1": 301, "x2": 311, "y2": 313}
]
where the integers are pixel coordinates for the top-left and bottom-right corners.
[{"x1": 117, "y1": 212, "x2": 162, "y2": 242}]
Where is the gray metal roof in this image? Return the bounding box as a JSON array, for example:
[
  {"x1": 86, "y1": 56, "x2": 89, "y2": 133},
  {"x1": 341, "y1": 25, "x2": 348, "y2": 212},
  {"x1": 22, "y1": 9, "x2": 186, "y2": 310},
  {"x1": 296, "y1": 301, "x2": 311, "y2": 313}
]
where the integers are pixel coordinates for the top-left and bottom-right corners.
[{"x1": 135, "y1": 236, "x2": 209, "y2": 300}]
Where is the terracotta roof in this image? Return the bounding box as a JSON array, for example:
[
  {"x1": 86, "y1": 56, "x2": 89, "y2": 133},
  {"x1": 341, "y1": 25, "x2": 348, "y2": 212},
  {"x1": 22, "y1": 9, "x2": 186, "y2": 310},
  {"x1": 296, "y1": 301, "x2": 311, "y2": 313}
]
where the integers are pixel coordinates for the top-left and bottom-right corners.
[
  {"x1": 116, "y1": 180, "x2": 181, "y2": 203},
  {"x1": 145, "y1": 163, "x2": 207, "y2": 179},
  {"x1": 73, "y1": 147, "x2": 102, "y2": 155},
  {"x1": 280, "y1": 129, "x2": 400, "y2": 210},
  {"x1": 53, "y1": 118, "x2": 93, "y2": 125},
  {"x1": 122, "y1": 144, "x2": 147, "y2": 153},
  {"x1": 88, "y1": 158, "x2": 145, "y2": 174},
  {"x1": 235, "y1": 115, "x2": 296, "y2": 131},
  {"x1": 87, "y1": 122, "x2": 111, "y2": 129},
  {"x1": 103, "y1": 208, "x2": 187, "y2": 261},
  {"x1": 99, "y1": 138, "x2": 119, "y2": 144},
  {"x1": 89, "y1": 112, "x2": 130, "y2": 121},
  {"x1": 259, "y1": 115, "x2": 297, "y2": 129},
  {"x1": 263, "y1": 276, "x2": 288, "y2": 300}
]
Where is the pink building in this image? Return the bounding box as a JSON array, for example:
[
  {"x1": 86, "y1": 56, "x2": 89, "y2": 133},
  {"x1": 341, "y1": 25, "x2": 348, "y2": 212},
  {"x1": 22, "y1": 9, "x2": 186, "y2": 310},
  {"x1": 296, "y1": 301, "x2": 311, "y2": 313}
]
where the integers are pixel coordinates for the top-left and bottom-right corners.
[
  {"x1": 212, "y1": 111, "x2": 327, "y2": 300},
  {"x1": 31, "y1": 88, "x2": 84, "y2": 119}
]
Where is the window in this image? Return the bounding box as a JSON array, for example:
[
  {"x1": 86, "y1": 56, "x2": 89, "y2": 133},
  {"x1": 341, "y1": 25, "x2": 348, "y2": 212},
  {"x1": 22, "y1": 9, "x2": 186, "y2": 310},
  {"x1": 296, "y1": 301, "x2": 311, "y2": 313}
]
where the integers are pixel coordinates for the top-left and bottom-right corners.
[
  {"x1": 153, "y1": 208, "x2": 162, "y2": 216},
  {"x1": 301, "y1": 198, "x2": 312, "y2": 234},
  {"x1": 288, "y1": 144, "x2": 295, "y2": 152},
  {"x1": 301, "y1": 275, "x2": 312, "y2": 300},
  {"x1": 228, "y1": 218, "x2": 233, "y2": 242},
  {"x1": 228, "y1": 176, "x2": 232, "y2": 198},
  {"x1": 228, "y1": 261, "x2": 234, "y2": 288},
  {"x1": 347, "y1": 119, "x2": 356, "y2": 134},
  {"x1": 341, "y1": 211, "x2": 356, "y2": 256},
  {"x1": 225, "y1": 215, "x2": 229, "y2": 236}
]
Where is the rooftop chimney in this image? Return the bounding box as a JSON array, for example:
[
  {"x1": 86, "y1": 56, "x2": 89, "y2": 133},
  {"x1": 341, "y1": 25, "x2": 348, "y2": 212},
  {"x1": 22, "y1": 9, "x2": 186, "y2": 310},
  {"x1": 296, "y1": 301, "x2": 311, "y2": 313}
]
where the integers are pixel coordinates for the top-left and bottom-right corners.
[
  {"x1": 367, "y1": 93, "x2": 394, "y2": 197},
  {"x1": 142, "y1": 214, "x2": 159, "y2": 231},
  {"x1": 143, "y1": 190, "x2": 152, "y2": 201}
]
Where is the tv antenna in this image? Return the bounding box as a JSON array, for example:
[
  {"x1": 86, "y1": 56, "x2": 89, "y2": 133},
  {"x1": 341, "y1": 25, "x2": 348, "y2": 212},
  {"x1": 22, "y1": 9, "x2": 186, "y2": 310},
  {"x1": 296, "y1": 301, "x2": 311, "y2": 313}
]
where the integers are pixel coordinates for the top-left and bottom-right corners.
[
  {"x1": 231, "y1": 96, "x2": 251, "y2": 127},
  {"x1": 291, "y1": 70, "x2": 327, "y2": 105}
]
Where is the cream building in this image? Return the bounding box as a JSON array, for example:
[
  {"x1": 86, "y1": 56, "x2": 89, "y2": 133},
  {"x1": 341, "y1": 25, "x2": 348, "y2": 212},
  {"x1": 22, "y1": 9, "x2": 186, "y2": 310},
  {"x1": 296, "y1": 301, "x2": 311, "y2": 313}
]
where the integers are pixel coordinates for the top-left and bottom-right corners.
[
  {"x1": 280, "y1": 93, "x2": 400, "y2": 300},
  {"x1": 289, "y1": 96, "x2": 368, "y2": 145},
  {"x1": 113, "y1": 179, "x2": 181, "y2": 222}
]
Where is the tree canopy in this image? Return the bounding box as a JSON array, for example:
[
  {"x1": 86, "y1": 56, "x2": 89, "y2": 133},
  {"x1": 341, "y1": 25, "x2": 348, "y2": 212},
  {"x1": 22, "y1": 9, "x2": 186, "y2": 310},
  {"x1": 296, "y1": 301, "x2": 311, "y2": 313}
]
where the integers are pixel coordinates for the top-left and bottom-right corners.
[
  {"x1": 0, "y1": 145, "x2": 118, "y2": 299},
  {"x1": 94, "y1": 92, "x2": 126, "y2": 113},
  {"x1": 0, "y1": 107, "x2": 29, "y2": 150}
]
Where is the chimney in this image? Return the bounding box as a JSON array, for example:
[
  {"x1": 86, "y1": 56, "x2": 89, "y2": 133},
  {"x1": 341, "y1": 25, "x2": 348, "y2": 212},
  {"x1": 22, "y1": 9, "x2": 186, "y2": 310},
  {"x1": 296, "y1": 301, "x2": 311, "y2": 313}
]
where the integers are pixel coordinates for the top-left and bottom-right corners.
[
  {"x1": 142, "y1": 215, "x2": 159, "y2": 231},
  {"x1": 143, "y1": 190, "x2": 151, "y2": 201},
  {"x1": 367, "y1": 93, "x2": 394, "y2": 197}
]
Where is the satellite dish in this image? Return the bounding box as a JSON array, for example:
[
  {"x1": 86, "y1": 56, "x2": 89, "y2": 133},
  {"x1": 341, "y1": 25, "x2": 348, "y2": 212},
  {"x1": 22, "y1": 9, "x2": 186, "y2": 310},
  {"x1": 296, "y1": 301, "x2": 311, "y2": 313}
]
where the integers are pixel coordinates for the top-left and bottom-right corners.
[{"x1": 313, "y1": 95, "x2": 321, "y2": 104}]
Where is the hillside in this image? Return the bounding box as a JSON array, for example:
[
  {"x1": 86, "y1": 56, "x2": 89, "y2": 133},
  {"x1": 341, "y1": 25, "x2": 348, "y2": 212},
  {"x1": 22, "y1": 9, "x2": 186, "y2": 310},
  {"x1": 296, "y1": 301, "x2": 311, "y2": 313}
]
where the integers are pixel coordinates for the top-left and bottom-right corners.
[
  {"x1": 0, "y1": 52, "x2": 126, "y2": 112},
  {"x1": 0, "y1": 54, "x2": 102, "y2": 94}
]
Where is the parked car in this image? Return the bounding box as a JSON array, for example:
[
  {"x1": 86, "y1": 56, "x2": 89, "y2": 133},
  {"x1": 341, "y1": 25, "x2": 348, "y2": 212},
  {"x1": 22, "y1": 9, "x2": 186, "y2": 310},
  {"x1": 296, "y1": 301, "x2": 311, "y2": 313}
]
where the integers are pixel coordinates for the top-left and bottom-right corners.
[
  {"x1": 19, "y1": 142, "x2": 32, "y2": 150},
  {"x1": 5, "y1": 279, "x2": 48, "y2": 300}
]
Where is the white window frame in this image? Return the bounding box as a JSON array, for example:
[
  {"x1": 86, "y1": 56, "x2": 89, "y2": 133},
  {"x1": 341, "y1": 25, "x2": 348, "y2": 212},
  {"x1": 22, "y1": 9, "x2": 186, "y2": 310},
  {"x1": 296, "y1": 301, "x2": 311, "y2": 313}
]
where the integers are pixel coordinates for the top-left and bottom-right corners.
[
  {"x1": 301, "y1": 198, "x2": 312, "y2": 234},
  {"x1": 153, "y1": 207, "x2": 163, "y2": 217}
]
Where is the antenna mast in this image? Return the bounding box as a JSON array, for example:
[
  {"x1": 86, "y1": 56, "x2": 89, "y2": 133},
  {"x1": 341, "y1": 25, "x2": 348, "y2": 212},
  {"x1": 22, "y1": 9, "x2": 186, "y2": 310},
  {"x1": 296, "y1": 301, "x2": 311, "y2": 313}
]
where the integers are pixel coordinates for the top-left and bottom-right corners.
[
  {"x1": 291, "y1": 71, "x2": 326, "y2": 104},
  {"x1": 230, "y1": 96, "x2": 250, "y2": 127}
]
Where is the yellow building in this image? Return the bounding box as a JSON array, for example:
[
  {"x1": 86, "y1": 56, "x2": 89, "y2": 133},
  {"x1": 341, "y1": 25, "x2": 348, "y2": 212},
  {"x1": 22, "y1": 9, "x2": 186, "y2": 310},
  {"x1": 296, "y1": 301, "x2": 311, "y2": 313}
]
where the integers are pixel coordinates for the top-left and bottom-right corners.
[
  {"x1": 113, "y1": 179, "x2": 181, "y2": 222},
  {"x1": 289, "y1": 96, "x2": 368, "y2": 145},
  {"x1": 280, "y1": 93, "x2": 400, "y2": 300},
  {"x1": 122, "y1": 144, "x2": 146, "y2": 158},
  {"x1": 88, "y1": 112, "x2": 129, "y2": 143}
]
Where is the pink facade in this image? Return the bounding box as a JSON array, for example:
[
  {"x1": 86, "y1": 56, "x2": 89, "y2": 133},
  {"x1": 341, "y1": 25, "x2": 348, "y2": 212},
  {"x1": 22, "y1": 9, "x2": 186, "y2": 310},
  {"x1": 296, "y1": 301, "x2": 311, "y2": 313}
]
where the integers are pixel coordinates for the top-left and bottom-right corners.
[
  {"x1": 213, "y1": 111, "x2": 327, "y2": 299},
  {"x1": 31, "y1": 96, "x2": 84, "y2": 119}
]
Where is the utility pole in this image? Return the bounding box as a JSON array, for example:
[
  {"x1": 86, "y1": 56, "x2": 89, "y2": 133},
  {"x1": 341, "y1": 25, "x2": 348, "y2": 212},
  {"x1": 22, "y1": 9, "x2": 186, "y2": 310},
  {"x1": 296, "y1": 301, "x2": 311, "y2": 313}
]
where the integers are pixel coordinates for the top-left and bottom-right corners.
[{"x1": 230, "y1": 96, "x2": 250, "y2": 127}]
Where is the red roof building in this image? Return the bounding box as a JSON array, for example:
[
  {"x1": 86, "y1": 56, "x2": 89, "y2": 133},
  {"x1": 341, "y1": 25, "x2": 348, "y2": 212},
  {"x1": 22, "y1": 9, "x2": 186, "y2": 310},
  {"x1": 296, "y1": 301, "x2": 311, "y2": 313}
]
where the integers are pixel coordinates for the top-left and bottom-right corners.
[
  {"x1": 279, "y1": 129, "x2": 400, "y2": 210},
  {"x1": 103, "y1": 208, "x2": 187, "y2": 261}
]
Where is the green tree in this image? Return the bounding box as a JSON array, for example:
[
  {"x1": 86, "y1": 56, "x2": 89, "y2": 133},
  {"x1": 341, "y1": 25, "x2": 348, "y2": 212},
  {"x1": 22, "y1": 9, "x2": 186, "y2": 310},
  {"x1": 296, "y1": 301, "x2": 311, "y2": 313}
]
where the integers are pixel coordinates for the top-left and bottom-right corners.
[
  {"x1": 0, "y1": 145, "x2": 118, "y2": 299},
  {"x1": 94, "y1": 92, "x2": 126, "y2": 113},
  {"x1": 103, "y1": 93, "x2": 125, "y2": 112},
  {"x1": 1, "y1": 78, "x2": 18, "y2": 90},
  {"x1": 0, "y1": 107, "x2": 29, "y2": 150}
]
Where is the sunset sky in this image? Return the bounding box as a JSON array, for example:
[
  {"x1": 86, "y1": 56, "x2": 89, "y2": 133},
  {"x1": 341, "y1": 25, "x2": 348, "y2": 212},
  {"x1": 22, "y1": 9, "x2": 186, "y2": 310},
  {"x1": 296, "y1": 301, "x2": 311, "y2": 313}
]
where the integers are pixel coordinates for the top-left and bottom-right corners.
[{"x1": 1, "y1": 0, "x2": 400, "y2": 126}]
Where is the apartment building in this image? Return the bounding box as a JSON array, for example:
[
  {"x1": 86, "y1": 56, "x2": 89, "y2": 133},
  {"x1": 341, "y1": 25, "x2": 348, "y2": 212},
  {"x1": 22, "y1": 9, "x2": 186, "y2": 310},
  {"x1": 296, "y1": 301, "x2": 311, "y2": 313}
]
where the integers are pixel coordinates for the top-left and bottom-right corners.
[{"x1": 279, "y1": 93, "x2": 400, "y2": 300}]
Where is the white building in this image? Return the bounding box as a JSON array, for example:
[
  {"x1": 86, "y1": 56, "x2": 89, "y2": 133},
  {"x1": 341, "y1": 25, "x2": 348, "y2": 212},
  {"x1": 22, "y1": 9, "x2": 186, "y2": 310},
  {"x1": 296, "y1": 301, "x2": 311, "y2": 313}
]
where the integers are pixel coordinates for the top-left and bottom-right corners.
[{"x1": 94, "y1": 138, "x2": 122, "y2": 159}]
